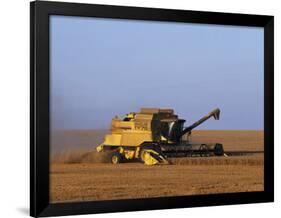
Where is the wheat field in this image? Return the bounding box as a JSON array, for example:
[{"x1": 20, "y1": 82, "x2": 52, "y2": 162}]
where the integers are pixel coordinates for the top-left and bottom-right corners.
[{"x1": 50, "y1": 130, "x2": 264, "y2": 203}]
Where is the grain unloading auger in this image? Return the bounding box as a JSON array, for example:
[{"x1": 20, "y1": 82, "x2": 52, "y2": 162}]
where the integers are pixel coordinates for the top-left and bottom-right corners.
[{"x1": 96, "y1": 108, "x2": 224, "y2": 165}]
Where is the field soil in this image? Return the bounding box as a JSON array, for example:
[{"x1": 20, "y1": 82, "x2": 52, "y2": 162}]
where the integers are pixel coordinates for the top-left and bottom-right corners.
[{"x1": 50, "y1": 130, "x2": 264, "y2": 203}]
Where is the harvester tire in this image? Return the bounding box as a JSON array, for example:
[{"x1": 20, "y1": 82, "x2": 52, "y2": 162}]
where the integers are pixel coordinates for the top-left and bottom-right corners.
[
  {"x1": 111, "y1": 152, "x2": 122, "y2": 164},
  {"x1": 214, "y1": 143, "x2": 224, "y2": 156}
]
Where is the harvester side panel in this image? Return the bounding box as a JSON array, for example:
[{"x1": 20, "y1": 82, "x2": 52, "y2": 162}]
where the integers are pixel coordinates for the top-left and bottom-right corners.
[
  {"x1": 104, "y1": 134, "x2": 122, "y2": 146},
  {"x1": 120, "y1": 131, "x2": 152, "y2": 146}
]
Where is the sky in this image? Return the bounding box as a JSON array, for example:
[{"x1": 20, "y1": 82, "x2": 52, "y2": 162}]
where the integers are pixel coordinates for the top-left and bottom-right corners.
[{"x1": 50, "y1": 15, "x2": 264, "y2": 130}]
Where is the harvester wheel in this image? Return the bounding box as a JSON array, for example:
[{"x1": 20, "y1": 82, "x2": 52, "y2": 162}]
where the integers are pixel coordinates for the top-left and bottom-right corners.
[
  {"x1": 214, "y1": 143, "x2": 224, "y2": 156},
  {"x1": 111, "y1": 152, "x2": 122, "y2": 164}
]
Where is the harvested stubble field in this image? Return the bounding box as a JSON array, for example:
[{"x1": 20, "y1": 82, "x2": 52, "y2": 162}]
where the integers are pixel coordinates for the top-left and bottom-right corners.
[{"x1": 50, "y1": 130, "x2": 264, "y2": 203}]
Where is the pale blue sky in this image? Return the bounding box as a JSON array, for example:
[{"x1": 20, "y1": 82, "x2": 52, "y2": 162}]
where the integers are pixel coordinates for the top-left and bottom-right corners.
[{"x1": 50, "y1": 15, "x2": 264, "y2": 130}]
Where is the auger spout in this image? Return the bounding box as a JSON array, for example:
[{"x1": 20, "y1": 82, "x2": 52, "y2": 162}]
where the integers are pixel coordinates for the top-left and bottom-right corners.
[{"x1": 180, "y1": 108, "x2": 220, "y2": 137}]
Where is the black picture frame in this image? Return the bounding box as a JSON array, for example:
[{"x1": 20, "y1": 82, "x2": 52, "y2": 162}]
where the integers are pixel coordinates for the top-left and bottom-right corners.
[{"x1": 30, "y1": 1, "x2": 274, "y2": 217}]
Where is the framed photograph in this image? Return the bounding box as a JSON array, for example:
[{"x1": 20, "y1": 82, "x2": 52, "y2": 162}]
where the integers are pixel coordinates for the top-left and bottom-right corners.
[{"x1": 30, "y1": 1, "x2": 274, "y2": 217}]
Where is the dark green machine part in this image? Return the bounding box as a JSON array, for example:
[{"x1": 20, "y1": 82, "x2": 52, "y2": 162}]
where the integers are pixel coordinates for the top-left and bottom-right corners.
[
  {"x1": 158, "y1": 108, "x2": 223, "y2": 158},
  {"x1": 160, "y1": 108, "x2": 220, "y2": 142}
]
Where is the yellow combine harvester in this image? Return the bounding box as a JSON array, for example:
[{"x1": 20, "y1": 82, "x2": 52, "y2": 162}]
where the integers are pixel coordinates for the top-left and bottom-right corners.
[{"x1": 96, "y1": 108, "x2": 224, "y2": 165}]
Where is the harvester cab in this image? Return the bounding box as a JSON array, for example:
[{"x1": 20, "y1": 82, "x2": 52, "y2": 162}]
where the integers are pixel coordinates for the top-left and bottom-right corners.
[{"x1": 96, "y1": 108, "x2": 224, "y2": 165}]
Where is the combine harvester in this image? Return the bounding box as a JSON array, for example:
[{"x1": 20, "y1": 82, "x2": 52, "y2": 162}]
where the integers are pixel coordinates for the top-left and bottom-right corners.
[{"x1": 96, "y1": 108, "x2": 224, "y2": 165}]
